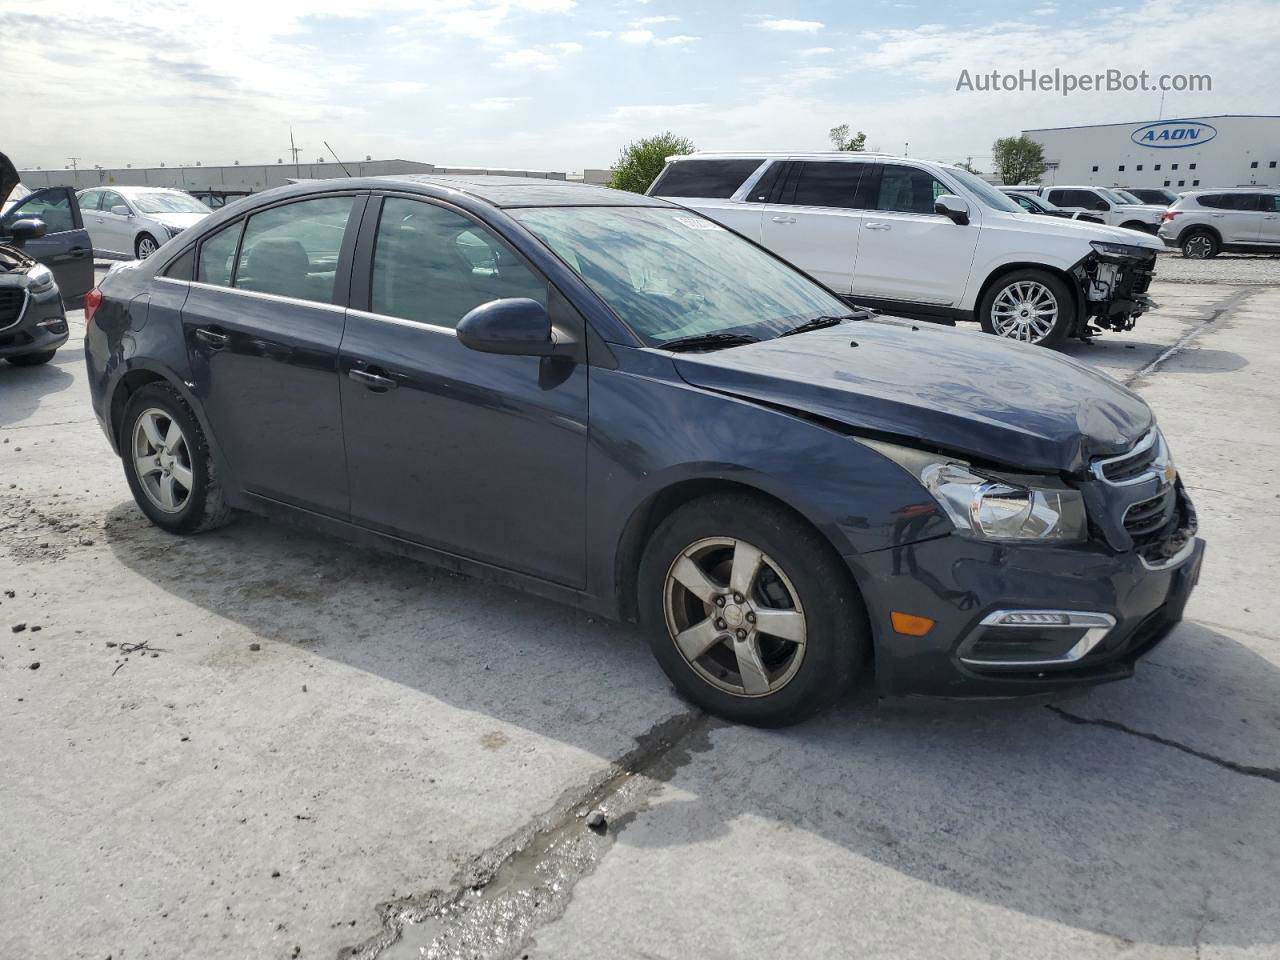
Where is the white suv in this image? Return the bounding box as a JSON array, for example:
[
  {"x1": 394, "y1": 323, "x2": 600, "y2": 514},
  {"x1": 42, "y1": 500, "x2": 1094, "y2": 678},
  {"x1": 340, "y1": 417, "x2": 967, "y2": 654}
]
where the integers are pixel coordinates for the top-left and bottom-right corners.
[
  {"x1": 649, "y1": 153, "x2": 1164, "y2": 346},
  {"x1": 1030, "y1": 186, "x2": 1165, "y2": 234},
  {"x1": 1157, "y1": 189, "x2": 1280, "y2": 258}
]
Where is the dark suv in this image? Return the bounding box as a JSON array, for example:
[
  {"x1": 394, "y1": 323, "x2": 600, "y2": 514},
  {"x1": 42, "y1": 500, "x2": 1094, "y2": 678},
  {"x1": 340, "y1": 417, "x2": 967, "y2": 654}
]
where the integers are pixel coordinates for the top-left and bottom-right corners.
[{"x1": 84, "y1": 176, "x2": 1204, "y2": 726}]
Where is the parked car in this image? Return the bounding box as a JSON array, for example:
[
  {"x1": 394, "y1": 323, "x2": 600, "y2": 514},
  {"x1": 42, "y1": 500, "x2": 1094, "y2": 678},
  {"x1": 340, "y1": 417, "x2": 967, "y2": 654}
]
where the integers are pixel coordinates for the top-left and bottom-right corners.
[
  {"x1": 649, "y1": 153, "x2": 1163, "y2": 346},
  {"x1": 84, "y1": 175, "x2": 1204, "y2": 726},
  {"x1": 0, "y1": 151, "x2": 94, "y2": 302},
  {"x1": 1033, "y1": 186, "x2": 1165, "y2": 233},
  {"x1": 998, "y1": 188, "x2": 1105, "y2": 224},
  {"x1": 1125, "y1": 187, "x2": 1179, "y2": 206},
  {"x1": 75, "y1": 186, "x2": 212, "y2": 260},
  {"x1": 1, "y1": 233, "x2": 70, "y2": 366},
  {"x1": 1157, "y1": 189, "x2": 1280, "y2": 258}
]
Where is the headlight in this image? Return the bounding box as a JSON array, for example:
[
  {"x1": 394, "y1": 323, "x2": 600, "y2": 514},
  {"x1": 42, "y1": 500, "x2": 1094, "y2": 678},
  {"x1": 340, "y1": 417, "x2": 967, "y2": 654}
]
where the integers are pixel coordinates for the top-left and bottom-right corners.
[
  {"x1": 1090, "y1": 240, "x2": 1149, "y2": 259},
  {"x1": 163, "y1": 224, "x2": 183, "y2": 238},
  {"x1": 27, "y1": 263, "x2": 54, "y2": 292},
  {"x1": 863, "y1": 440, "x2": 1087, "y2": 543}
]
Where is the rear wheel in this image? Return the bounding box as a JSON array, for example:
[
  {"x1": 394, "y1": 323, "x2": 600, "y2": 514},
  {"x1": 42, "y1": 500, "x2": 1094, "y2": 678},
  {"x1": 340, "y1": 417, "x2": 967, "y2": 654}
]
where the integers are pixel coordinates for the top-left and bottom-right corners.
[
  {"x1": 978, "y1": 269, "x2": 1074, "y2": 347},
  {"x1": 121, "y1": 382, "x2": 233, "y2": 534},
  {"x1": 6, "y1": 350, "x2": 57, "y2": 366},
  {"x1": 135, "y1": 233, "x2": 159, "y2": 260},
  {"x1": 638, "y1": 493, "x2": 868, "y2": 727},
  {"x1": 1181, "y1": 230, "x2": 1219, "y2": 259}
]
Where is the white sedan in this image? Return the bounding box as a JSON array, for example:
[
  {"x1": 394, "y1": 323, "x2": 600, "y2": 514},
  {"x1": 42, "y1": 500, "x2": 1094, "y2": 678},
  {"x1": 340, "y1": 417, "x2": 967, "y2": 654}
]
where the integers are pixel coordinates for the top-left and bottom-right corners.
[{"x1": 75, "y1": 186, "x2": 211, "y2": 259}]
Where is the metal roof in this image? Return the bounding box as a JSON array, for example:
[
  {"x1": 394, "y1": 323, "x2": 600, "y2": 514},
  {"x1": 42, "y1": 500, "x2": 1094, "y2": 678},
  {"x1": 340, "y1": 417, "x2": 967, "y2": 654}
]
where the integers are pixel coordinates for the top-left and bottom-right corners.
[{"x1": 370, "y1": 174, "x2": 668, "y2": 208}]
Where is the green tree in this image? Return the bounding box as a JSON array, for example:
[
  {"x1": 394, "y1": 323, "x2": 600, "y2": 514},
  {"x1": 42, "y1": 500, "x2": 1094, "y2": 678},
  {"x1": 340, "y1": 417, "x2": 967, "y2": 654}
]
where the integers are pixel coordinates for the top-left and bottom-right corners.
[
  {"x1": 955, "y1": 159, "x2": 983, "y2": 175},
  {"x1": 828, "y1": 124, "x2": 867, "y2": 151},
  {"x1": 991, "y1": 135, "x2": 1047, "y2": 185},
  {"x1": 608, "y1": 132, "x2": 695, "y2": 193}
]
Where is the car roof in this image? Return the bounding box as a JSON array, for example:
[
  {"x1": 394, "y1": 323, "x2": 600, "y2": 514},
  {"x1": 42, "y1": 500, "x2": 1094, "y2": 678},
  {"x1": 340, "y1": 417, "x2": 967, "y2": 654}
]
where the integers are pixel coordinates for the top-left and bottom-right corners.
[
  {"x1": 666, "y1": 151, "x2": 961, "y2": 171},
  {"x1": 1178, "y1": 187, "x2": 1275, "y2": 195},
  {"x1": 369, "y1": 174, "x2": 670, "y2": 208}
]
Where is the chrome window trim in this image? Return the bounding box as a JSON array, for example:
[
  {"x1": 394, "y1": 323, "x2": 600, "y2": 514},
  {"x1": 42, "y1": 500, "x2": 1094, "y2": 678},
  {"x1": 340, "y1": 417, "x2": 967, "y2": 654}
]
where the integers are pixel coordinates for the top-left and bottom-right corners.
[
  {"x1": 0, "y1": 287, "x2": 31, "y2": 333},
  {"x1": 184, "y1": 279, "x2": 347, "y2": 314},
  {"x1": 346, "y1": 308, "x2": 459, "y2": 336},
  {"x1": 155, "y1": 277, "x2": 191, "y2": 288},
  {"x1": 959, "y1": 610, "x2": 1116, "y2": 668}
]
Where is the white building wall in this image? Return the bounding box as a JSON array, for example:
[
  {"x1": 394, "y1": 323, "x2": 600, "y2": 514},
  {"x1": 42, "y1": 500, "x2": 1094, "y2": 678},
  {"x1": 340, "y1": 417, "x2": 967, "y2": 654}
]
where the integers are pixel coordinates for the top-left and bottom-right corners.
[{"x1": 1023, "y1": 115, "x2": 1280, "y2": 189}]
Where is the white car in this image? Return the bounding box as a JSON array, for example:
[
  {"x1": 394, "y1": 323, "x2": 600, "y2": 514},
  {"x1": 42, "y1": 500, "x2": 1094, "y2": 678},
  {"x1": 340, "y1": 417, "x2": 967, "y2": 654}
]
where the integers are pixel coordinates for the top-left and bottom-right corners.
[
  {"x1": 74, "y1": 186, "x2": 212, "y2": 260},
  {"x1": 649, "y1": 153, "x2": 1165, "y2": 346},
  {"x1": 1028, "y1": 185, "x2": 1165, "y2": 234}
]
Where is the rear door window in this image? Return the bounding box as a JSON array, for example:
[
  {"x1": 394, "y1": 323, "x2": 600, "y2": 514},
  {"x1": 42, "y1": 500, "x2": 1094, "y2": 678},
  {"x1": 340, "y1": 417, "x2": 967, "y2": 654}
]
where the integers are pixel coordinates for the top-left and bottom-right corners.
[
  {"x1": 197, "y1": 222, "x2": 243, "y2": 287},
  {"x1": 234, "y1": 196, "x2": 355, "y2": 304},
  {"x1": 650, "y1": 159, "x2": 764, "y2": 198},
  {"x1": 784, "y1": 161, "x2": 874, "y2": 209},
  {"x1": 80, "y1": 192, "x2": 103, "y2": 212},
  {"x1": 370, "y1": 197, "x2": 546, "y2": 328},
  {"x1": 875, "y1": 165, "x2": 948, "y2": 215},
  {"x1": 1199, "y1": 193, "x2": 1261, "y2": 211}
]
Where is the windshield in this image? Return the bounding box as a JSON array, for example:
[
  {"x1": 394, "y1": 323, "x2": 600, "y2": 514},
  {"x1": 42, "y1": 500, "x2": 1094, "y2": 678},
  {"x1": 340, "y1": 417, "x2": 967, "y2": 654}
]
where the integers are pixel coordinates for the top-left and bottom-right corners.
[
  {"x1": 511, "y1": 206, "x2": 852, "y2": 345},
  {"x1": 948, "y1": 168, "x2": 1024, "y2": 213},
  {"x1": 1113, "y1": 189, "x2": 1143, "y2": 204},
  {"x1": 1099, "y1": 188, "x2": 1132, "y2": 206},
  {"x1": 131, "y1": 192, "x2": 211, "y2": 215}
]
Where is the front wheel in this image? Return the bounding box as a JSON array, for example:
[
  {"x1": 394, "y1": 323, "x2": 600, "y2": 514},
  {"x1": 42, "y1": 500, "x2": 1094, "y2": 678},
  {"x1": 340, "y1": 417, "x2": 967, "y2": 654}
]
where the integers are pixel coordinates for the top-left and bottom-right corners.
[
  {"x1": 1181, "y1": 230, "x2": 1219, "y2": 259},
  {"x1": 121, "y1": 382, "x2": 234, "y2": 534},
  {"x1": 978, "y1": 269, "x2": 1074, "y2": 347},
  {"x1": 136, "y1": 233, "x2": 159, "y2": 260},
  {"x1": 638, "y1": 493, "x2": 868, "y2": 727}
]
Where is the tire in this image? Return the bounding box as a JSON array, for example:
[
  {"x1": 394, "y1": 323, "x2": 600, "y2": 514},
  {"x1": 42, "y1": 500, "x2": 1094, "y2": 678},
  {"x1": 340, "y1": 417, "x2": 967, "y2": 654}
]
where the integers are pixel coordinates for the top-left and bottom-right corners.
[
  {"x1": 135, "y1": 233, "x2": 159, "y2": 260},
  {"x1": 120, "y1": 382, "x2": 234, "y2": 534},
  {"x1": 6, "y1": 350, "x2": 57, "y2": 366},
  {"x1": 638, "y1": 492, "x2": 868, "y2": 727},
  {"x1": 977, "y1": 269, "x2": 1074, "y2": 348},
  {"x1": 1181, "y1": 230, "x2": 1219, "y2": 260}
]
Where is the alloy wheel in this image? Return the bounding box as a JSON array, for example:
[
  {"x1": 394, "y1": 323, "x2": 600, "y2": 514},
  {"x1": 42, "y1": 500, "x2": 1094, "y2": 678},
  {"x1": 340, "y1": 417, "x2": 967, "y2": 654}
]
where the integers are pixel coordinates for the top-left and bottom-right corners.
[
  {"x1": 131, "y1": 408, "x2": 193, "y2": 513},
  {"x1": 137, "y1": 236, "x2": 158, "y2": 259},
  {"x1": 989, "y1": 280, "x2": 1059, "y2": 343},
  {"x1": 662, "y1": 536, "x2": 807, "y2": 698},
  {"x1": 1184, "y1": 235, "x2": 1213, "y2": 259}
]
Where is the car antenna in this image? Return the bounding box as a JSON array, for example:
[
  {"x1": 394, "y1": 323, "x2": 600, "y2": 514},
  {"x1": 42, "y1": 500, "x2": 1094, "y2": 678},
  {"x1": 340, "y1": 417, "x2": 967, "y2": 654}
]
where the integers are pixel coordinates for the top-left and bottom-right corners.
[{"x1": 324, "y1": 140, "x2": 353, "y2": 177}]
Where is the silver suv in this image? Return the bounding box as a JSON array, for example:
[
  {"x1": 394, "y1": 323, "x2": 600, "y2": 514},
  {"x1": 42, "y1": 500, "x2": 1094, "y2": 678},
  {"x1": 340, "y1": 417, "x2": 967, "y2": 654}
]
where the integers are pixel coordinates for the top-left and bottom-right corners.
[
  {"x1": 1157, "y1": 189, "x2": 1280, "y2": 258},
  {"x1": 1030, "y1": 186, "x2": 1166, "y2": 234}
]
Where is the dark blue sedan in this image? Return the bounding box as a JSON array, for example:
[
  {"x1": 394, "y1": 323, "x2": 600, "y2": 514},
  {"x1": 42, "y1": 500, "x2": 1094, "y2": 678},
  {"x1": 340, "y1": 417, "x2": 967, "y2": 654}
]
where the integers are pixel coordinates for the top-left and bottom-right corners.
[{"x1": 83, "y1": 176, "x2": 1203, "y2": 725}]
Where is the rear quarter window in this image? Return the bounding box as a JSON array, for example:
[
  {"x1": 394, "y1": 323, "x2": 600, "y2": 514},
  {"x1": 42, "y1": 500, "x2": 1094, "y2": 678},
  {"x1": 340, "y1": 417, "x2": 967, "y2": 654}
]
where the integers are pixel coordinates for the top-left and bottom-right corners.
[{"x1": 650, "y1": 159, "x2": 764, "y2": 199}]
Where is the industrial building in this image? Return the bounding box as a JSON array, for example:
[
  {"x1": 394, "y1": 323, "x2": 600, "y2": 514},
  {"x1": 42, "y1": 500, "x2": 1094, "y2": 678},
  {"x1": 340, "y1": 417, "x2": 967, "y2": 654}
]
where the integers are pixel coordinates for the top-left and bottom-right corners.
[{"x1": 1023, "y1": 115, "x2": 1280, "y2": 190}]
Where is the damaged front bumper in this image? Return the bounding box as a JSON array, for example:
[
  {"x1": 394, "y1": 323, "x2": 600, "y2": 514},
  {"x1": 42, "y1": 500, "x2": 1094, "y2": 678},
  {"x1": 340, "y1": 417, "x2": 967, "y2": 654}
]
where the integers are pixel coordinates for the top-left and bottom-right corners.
[{"x1": 1070, "y1": 244, "x2": 1158, "y2": 333}]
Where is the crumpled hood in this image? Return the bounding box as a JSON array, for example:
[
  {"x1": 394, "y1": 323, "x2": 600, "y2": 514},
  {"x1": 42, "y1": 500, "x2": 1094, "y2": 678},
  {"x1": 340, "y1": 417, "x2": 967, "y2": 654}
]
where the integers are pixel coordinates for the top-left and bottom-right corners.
[
  {"x1": 0, "y1": 242, "x2": 36, "y2": 274},
  {"x1": 672, "y1": 318, "x2": 1153, "y2": 474}
]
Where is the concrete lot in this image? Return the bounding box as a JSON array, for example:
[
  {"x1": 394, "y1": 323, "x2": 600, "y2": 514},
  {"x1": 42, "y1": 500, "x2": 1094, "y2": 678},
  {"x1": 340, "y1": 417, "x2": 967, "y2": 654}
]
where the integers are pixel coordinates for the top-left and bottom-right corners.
[{"x1": 2, "y1": 263, "x2": 1278, "y2": 959}]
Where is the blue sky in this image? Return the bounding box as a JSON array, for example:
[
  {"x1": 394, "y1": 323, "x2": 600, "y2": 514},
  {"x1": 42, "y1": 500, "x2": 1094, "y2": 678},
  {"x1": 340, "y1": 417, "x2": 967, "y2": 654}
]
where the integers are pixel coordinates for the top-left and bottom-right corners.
[{"x1": 4, "y1": 0, "x2": 1279, "y2": 174}]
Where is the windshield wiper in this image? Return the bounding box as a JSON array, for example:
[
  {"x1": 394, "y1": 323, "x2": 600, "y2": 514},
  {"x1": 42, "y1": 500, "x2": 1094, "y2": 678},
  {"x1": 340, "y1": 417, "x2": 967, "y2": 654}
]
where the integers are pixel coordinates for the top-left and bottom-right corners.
[
  {"x1": 778, "y1": 312, "x2": 867, "y2": 337},
  {"x1": 660, "y1": 332, "x2": 762, "y2": 353}
]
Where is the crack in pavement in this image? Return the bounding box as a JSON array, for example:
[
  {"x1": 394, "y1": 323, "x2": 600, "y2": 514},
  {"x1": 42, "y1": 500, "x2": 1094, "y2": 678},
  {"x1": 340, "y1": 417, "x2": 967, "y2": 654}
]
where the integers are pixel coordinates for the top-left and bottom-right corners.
[
  {"x1": 1124, "y1": 287, "x2": 1256, "y2": 387},
  {"x1": 1046, "y1": 705, "x2": 1280, "y2": 784},
  {"x1": 343, "y1": 709, "x2": 714, "y2": 960}
]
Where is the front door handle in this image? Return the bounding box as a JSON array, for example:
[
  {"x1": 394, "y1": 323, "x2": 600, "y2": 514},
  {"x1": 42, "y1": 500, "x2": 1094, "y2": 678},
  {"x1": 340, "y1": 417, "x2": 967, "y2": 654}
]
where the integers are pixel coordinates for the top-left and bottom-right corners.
[
  {"x1": 864, "y1": 222, "x2": 892, "y2": 231},
  {"x1": 348, "y1": 368, "x2": 397, "y2": 391},
  {"x1": 770, "y1": 216, "x2": 797, "y2": 224},
  {"x1": 194, "y1": 327, "x2": 230, "y2": 349}
]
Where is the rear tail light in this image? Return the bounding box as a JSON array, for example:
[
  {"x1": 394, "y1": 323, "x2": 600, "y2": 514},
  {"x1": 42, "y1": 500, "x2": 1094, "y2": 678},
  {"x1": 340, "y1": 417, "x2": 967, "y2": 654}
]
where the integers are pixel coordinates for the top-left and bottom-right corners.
[
  {"x1": 1162, "y1": 211, "x2": 1181, "y2": 221},
  {"x1": 84, "y1": 287, "x2": 103, "y2": 327}
]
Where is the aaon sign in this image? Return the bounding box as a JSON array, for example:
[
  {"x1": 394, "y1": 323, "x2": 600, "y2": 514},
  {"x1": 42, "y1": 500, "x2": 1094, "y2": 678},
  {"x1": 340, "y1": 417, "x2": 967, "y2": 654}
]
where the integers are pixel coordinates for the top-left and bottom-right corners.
[{"x1": 1131, "y1": 120, "x2": 1218, "y2": 149}]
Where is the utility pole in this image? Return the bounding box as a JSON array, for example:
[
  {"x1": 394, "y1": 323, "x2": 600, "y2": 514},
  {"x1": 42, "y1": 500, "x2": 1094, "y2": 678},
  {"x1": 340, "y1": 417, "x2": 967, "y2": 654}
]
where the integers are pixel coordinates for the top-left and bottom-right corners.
[
  {"x1": 904, "y1": 142, "x2": 909, "y2": 157},
  {"x1": 1157, "y1": 90, "x2": 1166, "y2": 120},
  {"x1": 67, "y1": 157, "x2": 79, "y2": 174}
]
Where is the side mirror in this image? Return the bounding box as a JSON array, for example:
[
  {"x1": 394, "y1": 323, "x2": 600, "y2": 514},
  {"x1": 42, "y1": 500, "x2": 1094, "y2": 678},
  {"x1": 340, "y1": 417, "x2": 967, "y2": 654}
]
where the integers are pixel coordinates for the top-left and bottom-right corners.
[
  {"x1": 457, "y1": 298, "x2": 578, "y2": 359},
  {"x1": 6, "y1": 218, "x2": 48, "y2": 243},
  {"x1": 934, "y1": 194, "x2": 970, "y2": 225},
  {"x1": 110, "y1": 204, "x2": 132, "y2": 218}
]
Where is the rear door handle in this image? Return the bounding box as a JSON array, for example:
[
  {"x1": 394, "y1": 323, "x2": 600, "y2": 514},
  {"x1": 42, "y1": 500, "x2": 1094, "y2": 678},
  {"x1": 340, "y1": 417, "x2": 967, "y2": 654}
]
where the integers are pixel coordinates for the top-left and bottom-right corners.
[
  {"x1": 770, "y1": 216, "x2": 797, "y2": 224},
  {"x1": 864, "y1": 222, "x2": 892, "y2": 231},
  {"x1": 348, "y1": 368, "x2": 397, "y2": 391},
  {"x1": 194, "y1": 328, "x2": 230, "y2": 349}
]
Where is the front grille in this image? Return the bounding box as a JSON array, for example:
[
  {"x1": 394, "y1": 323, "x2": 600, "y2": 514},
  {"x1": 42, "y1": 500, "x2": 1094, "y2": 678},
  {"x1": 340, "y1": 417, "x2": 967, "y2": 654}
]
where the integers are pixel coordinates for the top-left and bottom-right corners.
[
  {"x1": 1124, "y1": 485, "x2": 1178, "y2": 545},
  {"x1": 1097, "y1": 433, "x2": 1160, "y2": 483},
  {"x1": 0, "y1": 287, "x2": 26, "y2": 330}
]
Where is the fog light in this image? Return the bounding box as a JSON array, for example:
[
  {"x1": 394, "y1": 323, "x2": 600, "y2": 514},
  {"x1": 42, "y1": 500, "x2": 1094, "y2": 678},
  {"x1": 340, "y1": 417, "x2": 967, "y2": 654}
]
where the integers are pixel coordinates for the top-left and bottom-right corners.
[{"x1": 998, "y1": 613, "x2": 1071, "y2": 626}]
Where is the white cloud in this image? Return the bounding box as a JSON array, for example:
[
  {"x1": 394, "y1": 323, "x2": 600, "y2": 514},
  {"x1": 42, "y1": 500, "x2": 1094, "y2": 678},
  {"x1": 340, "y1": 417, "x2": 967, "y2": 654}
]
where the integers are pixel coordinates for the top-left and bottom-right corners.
[
  {"x1": 620, "y1": 29, "x2": 654, "y2": 44},
  {"x1": 472, "y1": 96, "x2": 530, "y2": 111},
  {"x1": 382, "y1": 80, "x2": 430, "y2": 94},
  {"x1": 659, "y1": 35, "x2": 700, "y2": 45},
  {"x1": 620, "y1": 28, "x2": 699, "y2": 45},
  {"x1": 799, "y1": 46, "x2": 835, "y2": 56},
  {"x1": 631, "y1": 15, "x2": 678, "y2": 25},
  {"x1": 757, "y1": 18, "x2": 825, "y2": 32},
  {"x1": 496, "y1": 41, "x2": 582, "y2": 69}
]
